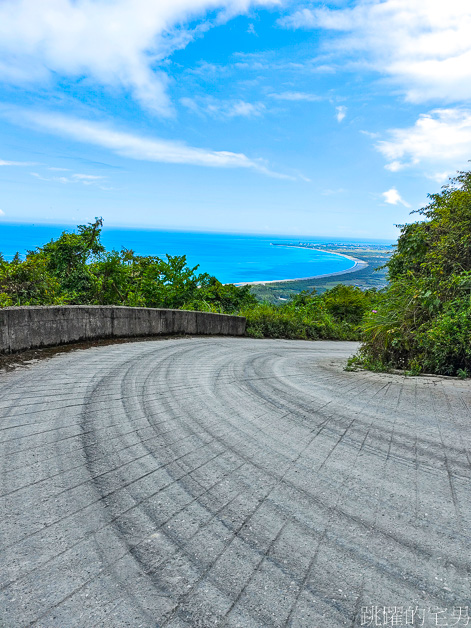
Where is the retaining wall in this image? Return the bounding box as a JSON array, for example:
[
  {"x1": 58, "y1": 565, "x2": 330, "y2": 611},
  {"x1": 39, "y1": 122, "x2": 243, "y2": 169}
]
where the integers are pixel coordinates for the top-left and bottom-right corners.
[{"x1": 0, "y1": 306, "x2": 246, "y2": 353}]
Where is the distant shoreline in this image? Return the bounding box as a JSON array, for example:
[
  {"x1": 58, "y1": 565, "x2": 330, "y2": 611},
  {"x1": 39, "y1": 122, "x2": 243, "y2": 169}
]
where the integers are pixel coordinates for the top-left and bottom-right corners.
[{"x1": 233, "y1": 245, "x2": 368, "y2": 286}]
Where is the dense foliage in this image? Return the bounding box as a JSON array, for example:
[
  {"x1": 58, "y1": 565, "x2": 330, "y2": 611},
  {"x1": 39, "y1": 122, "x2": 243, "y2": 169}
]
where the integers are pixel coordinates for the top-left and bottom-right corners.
[
  {"x1": 243, "y1": 285, "x2": 376, "y2": 340},
  {"x1": 0, "y1": 219, "x2": 256, "y2": 313},
  {"x1": 353, "y1": 169, "x2": 471, "y2": 376}
]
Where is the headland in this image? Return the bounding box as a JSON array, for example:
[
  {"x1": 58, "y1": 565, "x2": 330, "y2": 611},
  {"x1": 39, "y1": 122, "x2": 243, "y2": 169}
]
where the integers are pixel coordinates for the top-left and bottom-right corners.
[{"x1": 234, "y1": 244, "x2": 368, "y2": 286}]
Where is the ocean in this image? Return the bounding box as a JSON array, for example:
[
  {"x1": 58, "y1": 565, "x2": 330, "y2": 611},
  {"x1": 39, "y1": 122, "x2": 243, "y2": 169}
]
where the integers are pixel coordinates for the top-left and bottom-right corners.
[{"x1": 0, "y1": 223, "x2": 391, "y2": 285}]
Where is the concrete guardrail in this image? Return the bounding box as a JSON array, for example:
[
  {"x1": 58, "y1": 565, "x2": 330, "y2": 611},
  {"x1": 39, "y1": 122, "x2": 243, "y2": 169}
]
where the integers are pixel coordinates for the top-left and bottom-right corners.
[{"x1": 0, "y1": 306, "x2": 246, "y2": 353}]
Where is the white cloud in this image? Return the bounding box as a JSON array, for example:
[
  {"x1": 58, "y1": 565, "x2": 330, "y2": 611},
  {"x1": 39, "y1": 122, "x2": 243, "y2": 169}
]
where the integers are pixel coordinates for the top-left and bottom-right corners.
[
  {"x1": 383, "y1": 161, "x2": 404, "y2": 173},
  {"x1": 0, "y1": 209, "x2": 5, "y2": 216},
  {"x1": 0, "y1": 0, "x2": 276, "y2": 114},
  {"x1": 322, "y1": 188, "x2": 345, "y2": 196},
  {"x1": 189, "y1": 51, "x2": 335, "y2": 77},
  {"x1": 247, "y1": 23, "x2": 258, "y2": 36},
  {"x1": 227, "y1": 100, "x2": 265, "y2": 118},
  {"x1": 31, "y1": 172, "x2": 106, "y2": 186},
  {"x1": 376, "y1": 108, "x2": 471, "y2": 181},
  {"x1": 336, "y1": 105, "x2": 347, "y2": 122},
  {"x1": 428, "y1": 171, "x2": 454, "y2": 184},
  {"x1": 12, "y1": 109, "x2": 291, "y2": 178},
  {"x1": 72, "y1": 174, "x2": 104, "y2": 183},
  {"x1": 0, "y1": 159, "x2": 36, "y2": 166},
  {"x1": 278, "y1": 0, "x2": 471, "y2": 104},
  {"x1": 269, "y1": 91, "x2": 322, "y2": 102},
  {"x1": 32, "y1": 173, "x2": 69, "y2": 184},
  {"x1": 278, "y1": 8, "x2": 317, "y2": 30},
  {"x1": 382, "y1": 188, "x2": 410, "y2": 207},
  {"x1": 181, "y1": 96, "x2": 266, "y2": 119}
]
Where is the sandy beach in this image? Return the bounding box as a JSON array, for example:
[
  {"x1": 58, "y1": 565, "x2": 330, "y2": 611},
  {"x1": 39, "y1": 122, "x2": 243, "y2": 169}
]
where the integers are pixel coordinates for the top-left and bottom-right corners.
[{"x1": 233, "y1": 245, "x2": 369, "y2": 286}]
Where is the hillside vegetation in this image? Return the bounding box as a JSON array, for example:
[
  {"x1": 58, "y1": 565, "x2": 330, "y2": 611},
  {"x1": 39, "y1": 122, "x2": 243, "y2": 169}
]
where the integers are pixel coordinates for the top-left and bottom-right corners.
[
  {"x1": 243, "y1": 285, "x2": 376, "y2": 340},
  {"x1": 352, "y1": 169, "x2": 471, "y2": 377}
]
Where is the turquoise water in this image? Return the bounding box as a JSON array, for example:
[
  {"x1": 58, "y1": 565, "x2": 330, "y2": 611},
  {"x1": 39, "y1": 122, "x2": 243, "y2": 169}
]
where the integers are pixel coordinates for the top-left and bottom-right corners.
[{"x1": 0, "y1": 223, "x2": 391, "y2": 284}]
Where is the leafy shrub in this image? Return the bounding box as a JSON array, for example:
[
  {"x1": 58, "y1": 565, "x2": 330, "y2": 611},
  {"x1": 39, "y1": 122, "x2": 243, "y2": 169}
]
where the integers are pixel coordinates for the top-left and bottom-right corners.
[
  {"x1": 357, "y1": 169, "x2": 471, "y2": 376},
  {"x1": 322, "y1": 284, "x2": 375, "y2": 324},
  {"x1": 243, "y1": 287, "x2": 375, "y2": 340},
  {"x1": 0, "y1": 252, "x2": 64, "y2": 306}
]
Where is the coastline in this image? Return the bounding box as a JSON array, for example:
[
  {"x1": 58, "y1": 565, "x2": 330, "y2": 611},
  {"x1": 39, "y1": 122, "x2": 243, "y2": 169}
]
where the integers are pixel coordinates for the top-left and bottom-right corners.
[{"x1": 233, "y1": 246, "x2": 368, "y2": 286}]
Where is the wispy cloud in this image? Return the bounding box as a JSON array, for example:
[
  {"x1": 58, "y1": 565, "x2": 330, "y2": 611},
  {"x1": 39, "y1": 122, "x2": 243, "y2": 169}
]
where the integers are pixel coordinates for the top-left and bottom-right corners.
[
  {"x1": 278, "y1": 0, "x2": 471, "y2": 104},
  {"x1": 231, "y1": 51, "x2": 335, "y2": 74},
  {"x1": 376, "y1": 108, "x2": 471, "y2": 181},
  {"x1": 31, "y1": 172, "x2": 107, "y2": 187},
  {"x1": 269, "y1": 91, "x2": 323, "y2": 102},
  {"x1": 277, "y1": 8, "x2": 318, "y2": 30},
  {"x1": 184, "y1": 53, "x2": 336, "y2": 85},
  {"x1": 180, "y1": 96, "x2": 266, "y2": 119},
  {"x1": 382, "y1": 188, "x2": 410, "y2": 207},
  {"x1": 0, "y1": 209, "x2": 5, "y2": 216},
  {"x1": 8, "y1": 109, "x2": 292, "y2": 179},
  {"x1": 322, "y1": 188, "x2": 345, "y2": 196},
  {"x1": 0, "y1": 159, "x2": 36, "y2": 166},
  {"x1": 335, "y1": 105, "x2": 347, "y2": 122},
  {"x1": 0, "y1": 0, "x2": 277, "y2": 115},
  {"x1": 72, "y1": 174, "x2": 104, "y2": 183}
]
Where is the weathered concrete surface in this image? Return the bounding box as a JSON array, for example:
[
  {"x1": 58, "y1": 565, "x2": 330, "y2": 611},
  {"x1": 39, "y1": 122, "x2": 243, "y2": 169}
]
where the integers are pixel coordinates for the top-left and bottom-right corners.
[
  {"x1": 0, "y1": 306, "x2": 246, "y2": 353},
  {"x1": 1, "y1": 337, "x2": 471, "y2": 627}
]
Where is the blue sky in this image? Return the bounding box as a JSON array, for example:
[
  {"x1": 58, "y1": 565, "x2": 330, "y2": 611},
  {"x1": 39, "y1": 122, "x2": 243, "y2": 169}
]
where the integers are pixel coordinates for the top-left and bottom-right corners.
[{"x1": 1, "y1": 0, "x2": 471, "y2": 239}]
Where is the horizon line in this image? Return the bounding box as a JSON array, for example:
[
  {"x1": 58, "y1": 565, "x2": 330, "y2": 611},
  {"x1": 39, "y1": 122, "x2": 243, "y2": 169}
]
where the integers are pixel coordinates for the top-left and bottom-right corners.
[{"x1": 0, "y1": 220, "x2": 396, "y2": 243}]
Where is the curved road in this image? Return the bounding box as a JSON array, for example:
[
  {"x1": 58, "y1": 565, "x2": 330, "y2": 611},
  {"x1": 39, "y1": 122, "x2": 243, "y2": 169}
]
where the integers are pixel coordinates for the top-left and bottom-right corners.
[{"x1": 1, "y1": 338, "x2": 471, "y2": 627}]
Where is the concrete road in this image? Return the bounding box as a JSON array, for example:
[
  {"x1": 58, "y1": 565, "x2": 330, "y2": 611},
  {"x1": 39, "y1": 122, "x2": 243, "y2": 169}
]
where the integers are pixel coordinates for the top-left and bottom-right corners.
[{"x1": 1, "y1": 338, "x2": 471, "y2": 628}]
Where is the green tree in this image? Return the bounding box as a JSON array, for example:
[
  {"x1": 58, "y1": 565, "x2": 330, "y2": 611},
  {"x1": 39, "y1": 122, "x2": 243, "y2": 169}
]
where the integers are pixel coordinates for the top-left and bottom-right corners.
[
  {"x1": 0, "y1": 252, "x2": 63, "y2": 306},
  {"x1": 37, "y1": 217, "x2": 105, "y2": 303},
  {"x1": 357, "y1": 169, "x2": 471, "y2": 375}
]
